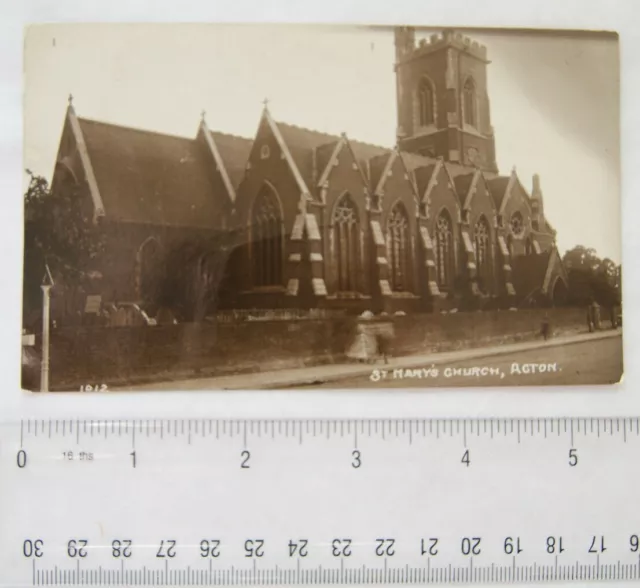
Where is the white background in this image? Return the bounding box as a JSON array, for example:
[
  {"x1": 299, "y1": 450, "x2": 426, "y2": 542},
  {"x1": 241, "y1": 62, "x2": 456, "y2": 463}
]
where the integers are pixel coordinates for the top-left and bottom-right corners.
[
  {"x1": 0, "y1": 3, "x2": 638, "y2": 420},
  {"x1": 0, "y1": 6, "x2": 639, "y2": 588}
]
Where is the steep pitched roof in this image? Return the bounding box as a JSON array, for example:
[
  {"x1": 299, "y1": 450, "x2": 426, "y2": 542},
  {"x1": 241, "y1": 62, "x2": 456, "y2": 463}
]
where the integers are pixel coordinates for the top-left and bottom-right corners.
[
  {"x1": 486, "y1": 176, "x2": 511, "y2": 210},
  {"x1": 511, "y1": 250, "x2": 555, "y2": 302},
  {"x1": 414, "y1": 163, "x2": 438, "y2": 200},
  {"x1": 78, "y1": 118, "x2": 226, "y2": 229},
  {"x1": 453, "y1": 172, "x2": 476, "y2": 207},
  {"x1": 276, "y1": 123, "x2": 340, "y2": 187},
  {"x1": 207, "y1": 131, "x2": 253, "y2": 190},
  {"x1": 399, "y1": 151, "x2": 435, "y2": 172},
  {"x1": 276, "y1": 121, "x2": 390, "y2": 189},
  {"x1": 349, "y1": 140, "x2": 390, "y2": 166}
]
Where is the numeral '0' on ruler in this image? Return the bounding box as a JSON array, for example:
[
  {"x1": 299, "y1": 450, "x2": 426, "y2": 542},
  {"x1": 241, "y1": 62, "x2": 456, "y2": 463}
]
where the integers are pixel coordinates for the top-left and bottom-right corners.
[{"x1": 0, "y1": 417, "x2": 639, "y2": 587}]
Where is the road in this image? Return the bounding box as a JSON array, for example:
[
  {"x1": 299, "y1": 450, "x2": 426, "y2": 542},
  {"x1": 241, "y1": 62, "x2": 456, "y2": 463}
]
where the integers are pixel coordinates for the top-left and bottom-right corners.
[{"x1": 298, "y1": 336, "x2": 623, "y2": 389}]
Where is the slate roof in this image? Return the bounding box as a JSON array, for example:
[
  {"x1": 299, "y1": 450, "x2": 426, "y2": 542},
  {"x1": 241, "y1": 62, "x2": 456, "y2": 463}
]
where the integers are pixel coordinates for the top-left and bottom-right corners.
[
  {"x1": 74, "y1": 114, "x2": 553, "y2": 242},
  {"x1": 276, "y1": 122, "x2": 390, "y2": 188},
  {"x1": 208, "y1": 131, "x2": 253, "y2": 190},
  {"x1": 413, "y1": 163, "x2": 438, "y2": 198},
  {"x1": 486, "y1": 176, "x2": 510, "y2": 210},
  {"x1": 400, "y1": 151, "x2": 434, "y2": 172},
  {"x1": 78, "y1": 118, "x2": 228, "y2": 229},
  {"x1": 453, "y1": 173, "x2": 476, "y2": 207},
  {"x1": 276, "y1": 123, "x2": 340, "y2": 187},
  {"x1": 511, "y1": 250, "x2": 553, "y2": 302}
]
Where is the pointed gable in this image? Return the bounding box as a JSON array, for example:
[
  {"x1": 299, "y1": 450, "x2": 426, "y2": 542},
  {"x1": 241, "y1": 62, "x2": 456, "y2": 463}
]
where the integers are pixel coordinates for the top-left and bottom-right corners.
[
  {"x1": 207, "y1": 130, "x2": 253, "y2": 191},
  {"x1": 315, "y1": 138, "x2": 344, "y2": 188},
  {"x1": 414, "y1": 162, "x2": 439, "y2": 200},
  {"x1": 197, "y1": 123, "x2": 253, "y2": 203},
  {"x1": 369, "y1": 152, "x2": 393, "y2": 196},
  {"x1": 486, "y1": 175, "x2": 511, "y2": 211},
  {"x1": 276, "y1": 122, "x2": 339, "y2": 189},
  {"x1": 453, "y1": 172, "x2": 476, "y2": 209},
  {"x1": 510, "y1": 248, "x2": 568, "y2": 301},
  {"x1": 77, "y1": 117, "x2": 226, "y2": 229},
  {"x1": 58, "y1": 106, "x2": 105, "y2": 218}
]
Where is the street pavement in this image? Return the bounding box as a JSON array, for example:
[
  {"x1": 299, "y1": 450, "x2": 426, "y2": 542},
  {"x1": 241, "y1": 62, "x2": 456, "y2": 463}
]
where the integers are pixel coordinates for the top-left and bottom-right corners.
[
  {"x1": 302, "y1": 333, "x2": 623, "y2": 389},
  {"x1": 117, "y1": 329, "x2": 622, "y2": 391}
]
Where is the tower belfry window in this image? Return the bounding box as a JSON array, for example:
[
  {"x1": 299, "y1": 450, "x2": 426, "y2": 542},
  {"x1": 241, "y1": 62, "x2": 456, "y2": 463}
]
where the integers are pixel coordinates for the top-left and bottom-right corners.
[
  {"x1": 417, "y1": 78, "x2": 436, "y2": 127},
  {"x1": 462, "y1": 78, "x2": 477, "y2": 128}
]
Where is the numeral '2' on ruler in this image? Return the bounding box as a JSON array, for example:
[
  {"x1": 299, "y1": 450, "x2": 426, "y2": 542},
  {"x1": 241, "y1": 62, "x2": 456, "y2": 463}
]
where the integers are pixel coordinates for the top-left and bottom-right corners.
[{"x1": 0, "y1": 417, "x2": 639, "y2": 586}]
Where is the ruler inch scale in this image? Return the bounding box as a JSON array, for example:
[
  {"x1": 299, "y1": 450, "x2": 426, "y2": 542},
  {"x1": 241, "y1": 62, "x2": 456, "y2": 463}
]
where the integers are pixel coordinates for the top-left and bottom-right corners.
[
  {"x1": 1, "y1": 417, "x2": 639, "y2": 587},
  {"x1": 12, "y1": 416, "x2": 640, "y2": 444}
]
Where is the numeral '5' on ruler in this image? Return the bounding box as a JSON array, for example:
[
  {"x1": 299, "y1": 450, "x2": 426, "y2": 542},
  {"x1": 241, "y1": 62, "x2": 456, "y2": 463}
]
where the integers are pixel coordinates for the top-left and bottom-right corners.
[{"x1": 0, "y1": 418, "x2": 638, "y2": 587}]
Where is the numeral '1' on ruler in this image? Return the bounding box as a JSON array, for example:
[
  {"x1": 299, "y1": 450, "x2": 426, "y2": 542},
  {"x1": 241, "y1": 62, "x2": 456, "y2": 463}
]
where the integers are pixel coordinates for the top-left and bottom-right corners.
[{"x1": 0, "y1": 418, "x2": 639, "y2": 587}]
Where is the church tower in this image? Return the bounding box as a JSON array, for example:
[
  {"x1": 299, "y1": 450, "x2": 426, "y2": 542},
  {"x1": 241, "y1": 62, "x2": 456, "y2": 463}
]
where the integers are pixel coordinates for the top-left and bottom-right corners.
[{"x1": 394, "y1": 28, "x2": 498, "y2": 173}]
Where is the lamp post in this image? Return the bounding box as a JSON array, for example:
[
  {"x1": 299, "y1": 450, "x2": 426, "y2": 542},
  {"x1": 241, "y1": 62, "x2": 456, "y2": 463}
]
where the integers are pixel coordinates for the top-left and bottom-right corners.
[{"x1": 41, "y1": 265, "x2": 54, "y2": 392}]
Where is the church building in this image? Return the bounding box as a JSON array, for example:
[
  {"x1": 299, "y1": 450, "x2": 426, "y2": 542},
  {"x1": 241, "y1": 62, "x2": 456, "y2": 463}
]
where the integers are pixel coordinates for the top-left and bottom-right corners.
[{"x1": 48, "y1": 27, "x2": 568, "y2": 321}]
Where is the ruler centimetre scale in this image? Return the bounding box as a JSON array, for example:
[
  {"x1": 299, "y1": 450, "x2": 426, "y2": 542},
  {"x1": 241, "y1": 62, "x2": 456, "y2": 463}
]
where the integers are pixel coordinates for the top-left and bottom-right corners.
[{"x1": 0, "y1": 417, "x2": 639, "y2": 587}]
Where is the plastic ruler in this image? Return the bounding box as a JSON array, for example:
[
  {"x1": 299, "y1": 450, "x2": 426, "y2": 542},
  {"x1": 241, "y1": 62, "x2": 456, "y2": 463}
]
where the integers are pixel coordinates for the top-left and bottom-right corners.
[{"x1": 0, "y1": 417, "x2": 639, "y2": 586}]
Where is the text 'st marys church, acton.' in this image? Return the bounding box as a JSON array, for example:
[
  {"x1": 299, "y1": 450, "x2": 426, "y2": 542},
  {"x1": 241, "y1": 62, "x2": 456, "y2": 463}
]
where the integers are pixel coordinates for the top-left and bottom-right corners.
[{"x1": 50, "y1": 27, "x2": 569, "y2": 320}]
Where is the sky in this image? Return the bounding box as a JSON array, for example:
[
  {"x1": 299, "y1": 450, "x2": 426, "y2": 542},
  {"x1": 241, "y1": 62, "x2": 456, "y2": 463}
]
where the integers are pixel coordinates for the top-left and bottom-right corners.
[{"x1": 23, "y1": 24, "x2": 621, "y2": 263}]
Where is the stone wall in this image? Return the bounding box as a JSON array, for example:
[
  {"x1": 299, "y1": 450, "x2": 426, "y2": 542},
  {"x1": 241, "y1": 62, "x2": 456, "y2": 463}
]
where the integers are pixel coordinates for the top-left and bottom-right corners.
[{"x1": 34, "y1": 307, "x2": 590, "y2": 391}]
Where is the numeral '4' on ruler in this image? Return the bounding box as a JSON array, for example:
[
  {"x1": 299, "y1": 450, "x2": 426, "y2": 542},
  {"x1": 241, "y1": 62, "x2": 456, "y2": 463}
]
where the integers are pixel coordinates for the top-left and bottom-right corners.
[{"x1": 0, "y1": 418, "x2": 639, "y2": 586}]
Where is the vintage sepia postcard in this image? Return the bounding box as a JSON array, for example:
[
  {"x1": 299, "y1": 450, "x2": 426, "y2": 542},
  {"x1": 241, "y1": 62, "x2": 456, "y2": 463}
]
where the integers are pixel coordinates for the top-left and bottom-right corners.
[{"x1": 21, "y1": 24, "x2": 622, "y2": 392}]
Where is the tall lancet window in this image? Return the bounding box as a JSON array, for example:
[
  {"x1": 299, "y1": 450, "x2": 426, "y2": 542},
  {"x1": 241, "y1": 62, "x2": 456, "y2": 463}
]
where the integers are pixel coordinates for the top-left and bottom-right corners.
[
  {"x1": 474, "y1": 215, "x2": 492, "y2": 291},
  {"x1": 417, "y1": 77, "x2": 436, "y2": 127},
  {"x1": 462, "y1": 77, "x2": 477, "y2": 128},
  {"x1": 251, "y1": 185, "x2": 283, "y2": 287},
  {"x1": 332, "y1": 193, "x2": 359, "y2": 292},
  {"x1": 387, "y1": 203, "x2": 412, "y2": 292},
  {"x1": 434, "y1": 210, "x2": 455, "y2": 289}
]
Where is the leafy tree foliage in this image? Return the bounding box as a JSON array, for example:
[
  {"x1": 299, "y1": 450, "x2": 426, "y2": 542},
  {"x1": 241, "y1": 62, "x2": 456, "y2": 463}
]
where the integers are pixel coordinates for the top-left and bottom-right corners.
[
  {"x1": 562, "y1": 245, "x2": 621, "y2": 307},
  {"x1": 23, "y1": 170, "x2": 106, "y2": 326}
]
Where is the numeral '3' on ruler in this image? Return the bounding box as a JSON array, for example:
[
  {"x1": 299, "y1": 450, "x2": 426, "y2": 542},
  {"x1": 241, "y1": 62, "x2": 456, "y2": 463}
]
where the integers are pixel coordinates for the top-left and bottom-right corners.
[{"x1": 0, "y1": 418, "x2": 639, "y2": 587}]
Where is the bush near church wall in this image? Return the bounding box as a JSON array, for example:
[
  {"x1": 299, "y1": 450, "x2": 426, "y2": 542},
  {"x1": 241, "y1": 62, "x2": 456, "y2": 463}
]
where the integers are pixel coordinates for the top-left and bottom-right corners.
[{"x1": 38, "y1": 308, "x2": 590, "y2": 391}]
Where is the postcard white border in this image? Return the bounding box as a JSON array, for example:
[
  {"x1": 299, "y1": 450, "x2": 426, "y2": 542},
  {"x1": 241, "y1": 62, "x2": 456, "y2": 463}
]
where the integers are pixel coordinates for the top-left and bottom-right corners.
[{"x1": 0, "y1": 0, "x2": 637, "y2": 421}]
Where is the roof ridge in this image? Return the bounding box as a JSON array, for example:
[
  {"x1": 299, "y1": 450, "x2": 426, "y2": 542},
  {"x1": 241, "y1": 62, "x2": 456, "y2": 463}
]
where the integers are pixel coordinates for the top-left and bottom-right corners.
[
  {"x1": 207, "y1": 129, "x2": 254, "y2": 142},
  {"x1": 276, "y1": 120, "x2": 337, "y2": 136},
  {"x1": 77, "y1": 116, "x2": 198, "y2": 142},
  {"x1": 276, "y1": 119, "x2": 391, "y2": 152},
  {"x1": 348, "y1": 137, "x2": 392, "y2": 152}
]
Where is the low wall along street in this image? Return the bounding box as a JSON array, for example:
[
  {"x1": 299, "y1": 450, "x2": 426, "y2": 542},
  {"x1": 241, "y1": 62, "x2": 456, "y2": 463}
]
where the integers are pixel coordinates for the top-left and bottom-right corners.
[{"x1": 33, "y1": 308, "x2": 594, "y2": 391}]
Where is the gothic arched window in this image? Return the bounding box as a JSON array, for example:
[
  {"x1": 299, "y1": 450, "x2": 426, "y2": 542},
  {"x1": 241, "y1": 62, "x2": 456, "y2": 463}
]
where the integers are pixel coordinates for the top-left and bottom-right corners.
[
  {"x1": 474, "y1": 215, "x2": 492, "y2": 291},
  {"x1": 387, "y1": 202, "x2": 412, "y2": 292},
  {"x1": 434, "y1": 210, "x2": 455, "y2": 289},
  {"x1": 251, "y1": 185, "x2": 283, "y2": 287},
  {"x1": 332, "y1": 193, "x2": 360, "y2": 292},
  {"x1": 462, "y1": 77, "x2": 477, "y2": 128},
  {"x1": 417, "y1": 77, "x2": 436, "y2": 127}
]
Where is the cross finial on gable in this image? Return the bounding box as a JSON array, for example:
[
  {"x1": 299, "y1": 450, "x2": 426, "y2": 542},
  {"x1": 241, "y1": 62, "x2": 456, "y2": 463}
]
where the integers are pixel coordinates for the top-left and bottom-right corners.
[
  {"x1": 68, "y1": 93, "x2": 73, "y2": 106},
  {"x1": 201, "y1": 109, "x2": 206, "y2": 122},
  {"x1": 262, "y1": 97, "x2": 270, "y2": 109}
]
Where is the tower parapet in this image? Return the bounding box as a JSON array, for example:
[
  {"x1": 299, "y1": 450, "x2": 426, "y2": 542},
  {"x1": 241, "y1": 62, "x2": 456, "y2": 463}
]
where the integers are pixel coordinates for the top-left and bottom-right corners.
[{"x1": 396, "y1": 29, "x2": 489, "y2": 66}]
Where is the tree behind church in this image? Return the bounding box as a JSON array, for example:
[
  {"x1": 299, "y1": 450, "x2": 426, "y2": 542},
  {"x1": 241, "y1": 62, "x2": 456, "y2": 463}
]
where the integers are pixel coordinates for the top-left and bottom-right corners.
[
  {"x1": 23, "y1": 171, "x2": 106, "y2": 328},
  {"x1": 562, "y1": 245, "x2": 621, "y2": 308}
]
